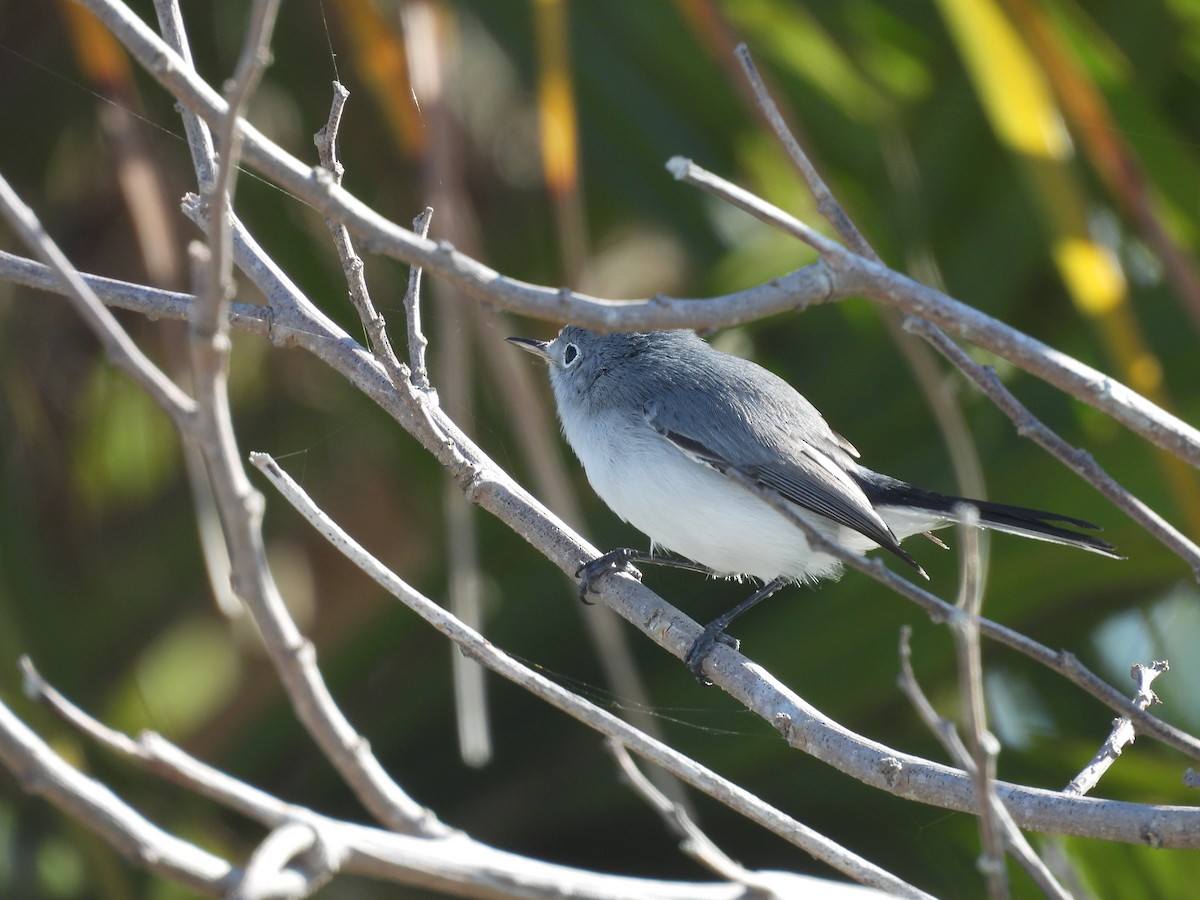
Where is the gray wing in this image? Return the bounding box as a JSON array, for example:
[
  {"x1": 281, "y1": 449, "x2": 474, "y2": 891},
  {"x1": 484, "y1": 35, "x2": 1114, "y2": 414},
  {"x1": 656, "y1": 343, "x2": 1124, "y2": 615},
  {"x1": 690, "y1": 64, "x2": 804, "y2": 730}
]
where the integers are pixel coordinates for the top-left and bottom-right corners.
[{"x1": 641, "y1": 382, "x2": 919, "y2": 570}]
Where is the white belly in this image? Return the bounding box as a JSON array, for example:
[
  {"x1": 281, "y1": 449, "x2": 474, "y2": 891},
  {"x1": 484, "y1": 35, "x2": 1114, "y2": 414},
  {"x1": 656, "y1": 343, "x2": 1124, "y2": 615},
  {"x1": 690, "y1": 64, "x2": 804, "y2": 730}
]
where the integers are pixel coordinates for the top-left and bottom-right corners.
[{"x1": 573, "y1": 419, "x2": 873, "y2": 582}]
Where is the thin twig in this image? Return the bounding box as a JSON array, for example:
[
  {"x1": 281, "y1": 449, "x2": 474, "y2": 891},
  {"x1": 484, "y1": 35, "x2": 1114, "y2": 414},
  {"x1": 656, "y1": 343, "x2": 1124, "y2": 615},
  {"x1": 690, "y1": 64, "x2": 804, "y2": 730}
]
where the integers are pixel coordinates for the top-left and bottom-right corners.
[
  {"x1": 896, "y1": 633, "x2": 1072, "y2": 900},
  {"x1": 406, "y1": 8, "x2": 502, "y2": 771},
  {"x1": 152, "y1": 0, "x2": 216, "y2": 189},
  {"x1": 405, "y1": 207, "x2": 434, "y2": 390},
  {"x1": 667, "y1": 156, "x2": 842, "y2": 258},
  {"x1": 948, "y1": 506, "x2": 1008, "y2": 899},
  {"x1": 199, "y1": 0, "x2": 280, "y2": 320},
  {"x1": 313, "y1": 81, "x2": 411, "y2": 390},
  {"x1": 315, "y1": 80, "x2": 349, "y2": 183},
  {"x1": 607, "y1": 741, "x2": 760, "y2": 887},
  {"x1": 153, "y1": 0, "x2": 245, "y2": 628},
  {"x1": 733, "y1": 43, "x2": 874, "y2": 260},
  {"x1": 1065, "y1": 661, "x2": 1169, "y2": 796},
  {"x1": 21, "y1": 656, "x2": 295, "y2": 821},
  {"x1": 0, "y1": 249, "x2": 271, "y2": 332}
]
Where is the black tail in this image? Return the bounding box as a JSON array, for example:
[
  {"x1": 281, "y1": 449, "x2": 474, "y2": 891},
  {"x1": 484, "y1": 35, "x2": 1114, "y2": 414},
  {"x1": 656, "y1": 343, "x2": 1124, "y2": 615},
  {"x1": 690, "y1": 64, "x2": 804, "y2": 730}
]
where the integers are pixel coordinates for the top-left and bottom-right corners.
[{"x1": 858, "y1": 471, "x2": 1122, "y2": 559}]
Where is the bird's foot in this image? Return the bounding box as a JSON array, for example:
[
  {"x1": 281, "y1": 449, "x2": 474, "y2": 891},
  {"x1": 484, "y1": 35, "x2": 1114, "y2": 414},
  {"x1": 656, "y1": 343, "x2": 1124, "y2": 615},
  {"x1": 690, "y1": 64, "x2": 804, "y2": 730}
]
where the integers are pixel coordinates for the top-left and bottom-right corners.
[
  {"x1": 575, "y1": 549, "x2": 643, "y2": 604},
  {"x1": 684, "y1": 625, "x2": 740, "y2": 685}
]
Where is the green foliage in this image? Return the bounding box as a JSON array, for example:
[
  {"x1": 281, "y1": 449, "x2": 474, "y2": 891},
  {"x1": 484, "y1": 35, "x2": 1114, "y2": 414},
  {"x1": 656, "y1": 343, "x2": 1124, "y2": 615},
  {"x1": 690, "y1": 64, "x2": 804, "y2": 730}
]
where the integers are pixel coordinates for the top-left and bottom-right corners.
[
  {"x1": 72, "y1": 364, "x2": 180, "y2": 513},
  {"x1": 2, "y1": 0, "x2": 1200, "y2": 897}
]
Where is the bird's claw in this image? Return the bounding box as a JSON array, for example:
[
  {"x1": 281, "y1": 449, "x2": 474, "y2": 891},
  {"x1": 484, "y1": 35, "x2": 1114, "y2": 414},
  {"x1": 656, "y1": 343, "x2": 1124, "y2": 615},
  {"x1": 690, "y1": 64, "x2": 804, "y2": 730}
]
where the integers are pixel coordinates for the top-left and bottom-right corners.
[
  {"x1": 575, "y1": 550, "x2": 642, "y2": 604},
  {"x1": 684, "y1": 626, "x2": 739, "y2": 685}
]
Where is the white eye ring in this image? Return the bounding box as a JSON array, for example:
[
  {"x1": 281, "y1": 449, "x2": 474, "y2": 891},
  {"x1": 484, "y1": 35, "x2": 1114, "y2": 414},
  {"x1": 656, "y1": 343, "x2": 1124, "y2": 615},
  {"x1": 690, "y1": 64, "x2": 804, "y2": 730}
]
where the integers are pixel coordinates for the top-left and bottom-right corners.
[{"x1": 562, "y1": 342, "x2": 579, "y2": 366}]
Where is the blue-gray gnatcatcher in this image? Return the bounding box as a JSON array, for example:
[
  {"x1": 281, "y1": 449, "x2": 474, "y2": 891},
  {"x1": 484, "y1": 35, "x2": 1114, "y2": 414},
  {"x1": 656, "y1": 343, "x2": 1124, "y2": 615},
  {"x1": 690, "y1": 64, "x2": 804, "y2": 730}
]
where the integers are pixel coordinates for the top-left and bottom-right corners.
[{"x1": 508, "y1": 326, "x2": 1119, "y2": 679}]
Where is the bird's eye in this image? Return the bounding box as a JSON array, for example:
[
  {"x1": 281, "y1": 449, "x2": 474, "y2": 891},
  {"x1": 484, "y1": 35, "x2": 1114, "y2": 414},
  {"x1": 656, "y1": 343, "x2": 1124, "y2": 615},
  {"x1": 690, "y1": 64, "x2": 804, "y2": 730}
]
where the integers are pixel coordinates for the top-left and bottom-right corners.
[{"x1": 562, "y1": 343, "x2": 579, "y2": 366}]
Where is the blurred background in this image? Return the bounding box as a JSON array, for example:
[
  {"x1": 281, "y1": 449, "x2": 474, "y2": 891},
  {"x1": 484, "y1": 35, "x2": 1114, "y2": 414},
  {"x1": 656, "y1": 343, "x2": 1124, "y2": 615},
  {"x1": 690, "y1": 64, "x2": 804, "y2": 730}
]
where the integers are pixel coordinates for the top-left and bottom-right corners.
[{"x1": 2, "y1": 0, "x2": 1200, "y2": 897}]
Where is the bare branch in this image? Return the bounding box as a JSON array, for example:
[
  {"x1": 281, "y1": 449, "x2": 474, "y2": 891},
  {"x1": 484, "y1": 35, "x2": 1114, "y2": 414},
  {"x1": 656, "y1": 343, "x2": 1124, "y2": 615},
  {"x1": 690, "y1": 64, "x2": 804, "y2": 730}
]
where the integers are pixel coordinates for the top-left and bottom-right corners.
[
  {"x1": 405, "y1": 207, "x2": 435, "y2": 390},
  {"x1": 0, "y1": 689, "x2": 235, "y2": 894},
  {"x1": 667, "y1": 155, "x2": 842, "y2": 258},
  {"x1": 199, "y1": 0, "x2": 281, "y2": 314},
  {"x1": 733, "y1": 43, "x2": 874, "y2": 260},
  {"x1": 897, "y1": 632, "x2": 1071, "y2": 900},
  {"x1": 314, "y1": 80, "x2": 349, "y2": 184},
  {"x1": 313, "y1": 81, "x2": 412, "y2": 390},
  {"x1": 21, "y1": 656, "x2": 297, "y2": 823},
  {"x1": 0, "y1": 249, "x2": 268, "y2": 335},
  {"x1": 152, "y1": 0, "x2": 217, "y2": 189},
  {"x1": 1065, "y1": 661, "x2": 1170, "y2": 796},
  {"x1": 605, "y1": 742, "x2": 893, "y2": 898}
]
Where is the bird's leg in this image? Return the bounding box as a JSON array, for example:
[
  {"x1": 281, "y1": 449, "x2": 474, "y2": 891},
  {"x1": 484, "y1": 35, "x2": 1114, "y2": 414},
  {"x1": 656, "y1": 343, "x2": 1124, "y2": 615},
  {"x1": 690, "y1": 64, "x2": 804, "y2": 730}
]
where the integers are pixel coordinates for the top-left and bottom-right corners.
[
  {"x1": 575, "y1": 549, "x2": 712, "y2": 604},
  {"x1": 685, "y1": 576, "x2": 791, "y2": 684}
]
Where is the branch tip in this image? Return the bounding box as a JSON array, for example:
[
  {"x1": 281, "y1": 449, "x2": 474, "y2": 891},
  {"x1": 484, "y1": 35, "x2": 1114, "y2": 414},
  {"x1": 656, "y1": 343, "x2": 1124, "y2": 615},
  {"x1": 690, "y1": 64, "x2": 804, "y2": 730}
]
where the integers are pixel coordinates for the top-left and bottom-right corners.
[{"x1": 665, "y1": 156, "x2": 692, "y2": 180}]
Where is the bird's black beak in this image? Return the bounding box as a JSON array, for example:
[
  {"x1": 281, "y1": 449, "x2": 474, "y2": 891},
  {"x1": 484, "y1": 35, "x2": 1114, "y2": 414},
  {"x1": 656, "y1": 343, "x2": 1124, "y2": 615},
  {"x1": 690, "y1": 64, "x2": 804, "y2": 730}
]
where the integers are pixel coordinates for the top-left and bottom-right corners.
[{"x1": 506, "y1": 336, "x2": 551, "y2": 360}]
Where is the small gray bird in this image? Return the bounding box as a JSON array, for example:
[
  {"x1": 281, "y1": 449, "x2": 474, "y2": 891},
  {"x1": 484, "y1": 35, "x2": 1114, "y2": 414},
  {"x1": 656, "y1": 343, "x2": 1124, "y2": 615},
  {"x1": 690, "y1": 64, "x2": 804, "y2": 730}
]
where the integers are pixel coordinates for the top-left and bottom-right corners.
[{"x1": 509, "y1": 326, "x2": 1118, "y2": 679}]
